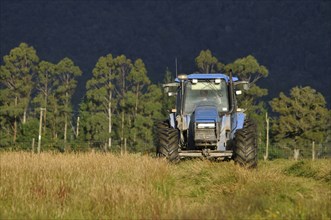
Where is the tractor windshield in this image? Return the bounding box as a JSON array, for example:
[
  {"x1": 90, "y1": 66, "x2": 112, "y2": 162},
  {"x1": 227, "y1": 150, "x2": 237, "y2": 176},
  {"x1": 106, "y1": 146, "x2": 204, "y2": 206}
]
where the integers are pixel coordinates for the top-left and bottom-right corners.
[{"x1": 183, "y1": 80, "x2": 229, "y2": 114}]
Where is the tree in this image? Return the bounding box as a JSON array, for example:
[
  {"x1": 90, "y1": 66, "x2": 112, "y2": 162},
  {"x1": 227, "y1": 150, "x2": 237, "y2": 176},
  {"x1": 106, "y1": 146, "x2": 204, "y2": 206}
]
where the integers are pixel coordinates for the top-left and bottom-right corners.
[
  {"x1": 226, "y1": 55, "x2": 268, "y2": 84},
  {"x1": 113, "y1": 55, "x2": 133, "y2": 151},
  {"x1": 126, "y1": 59, "x2": 151, "y2": 147},
  {"x1": 81, "y1": 54, "x2": 117, "y2": 149},
  {"x1": 81, "y1": 53, "x2": 162, "y2": 153},
  {"x1": 134, "y1": 84, "x2": 163, "y2": 152},
  {"x1": 0, "y1": 43, "x2": 39, "y2": 145},
  {"x1": 195, "y1": 49, "x2": 224, "y2": 73},
  {"x1": 225, "y1": 55, "x2": 268, "y2": 113},
  {"x1": 270, "y1": 86, "x2": 330, "y2": 158},
  {"x1": 54, "y1": 57, "x2": 82, "y2": 148},
  {"x1": 33, "y1": 61, "x2": 56, "y2": 136}
]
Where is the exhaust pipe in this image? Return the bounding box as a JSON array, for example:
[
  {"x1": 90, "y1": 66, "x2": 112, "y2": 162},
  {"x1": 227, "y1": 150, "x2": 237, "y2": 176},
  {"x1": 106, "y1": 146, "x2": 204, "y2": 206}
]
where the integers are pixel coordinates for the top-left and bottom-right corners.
[{"x1": 228, "y1": 69, "x2": 235, "y2": 113}]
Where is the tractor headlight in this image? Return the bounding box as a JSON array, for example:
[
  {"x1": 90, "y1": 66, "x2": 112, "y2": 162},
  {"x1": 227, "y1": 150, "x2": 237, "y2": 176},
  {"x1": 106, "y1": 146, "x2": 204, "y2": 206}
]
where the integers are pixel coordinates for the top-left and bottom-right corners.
[
  {"x1": 197, "y1": 123, "x2": 216, "y2": 129},
  {"x1": 192, "y1": 79, "x2": 198, "y2": 84}
]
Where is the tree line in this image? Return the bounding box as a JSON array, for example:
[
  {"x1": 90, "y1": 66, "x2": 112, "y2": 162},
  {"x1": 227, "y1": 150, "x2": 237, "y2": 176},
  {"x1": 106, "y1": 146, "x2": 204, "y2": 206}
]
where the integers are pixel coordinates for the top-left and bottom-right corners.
[{"x1": 1, "y1": 43, "x2": 330, "y2": 158}]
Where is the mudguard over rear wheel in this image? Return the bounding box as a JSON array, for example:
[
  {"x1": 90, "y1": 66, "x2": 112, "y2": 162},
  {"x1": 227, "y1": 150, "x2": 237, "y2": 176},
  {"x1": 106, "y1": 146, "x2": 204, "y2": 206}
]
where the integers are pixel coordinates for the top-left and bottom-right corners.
[
  {"x1": 156, "y1": 120, "x2": 180, "y2": 162},
  {"x1": 233, "y1": 119, "x2": 258, "y2": 168}
]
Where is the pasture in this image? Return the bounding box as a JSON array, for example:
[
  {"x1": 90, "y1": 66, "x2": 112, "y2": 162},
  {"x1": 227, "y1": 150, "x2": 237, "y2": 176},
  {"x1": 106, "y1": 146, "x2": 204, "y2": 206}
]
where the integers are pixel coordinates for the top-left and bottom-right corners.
[{"x1": 0, "y1": 152, "x2": 330, "y2": 219}]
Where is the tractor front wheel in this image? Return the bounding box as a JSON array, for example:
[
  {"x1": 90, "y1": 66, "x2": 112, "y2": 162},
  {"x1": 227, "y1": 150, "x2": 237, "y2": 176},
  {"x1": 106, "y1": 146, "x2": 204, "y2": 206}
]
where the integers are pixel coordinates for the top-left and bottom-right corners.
[
  {"x1": 156, "y1": 120, "x2": 180, "y2": 162},
  {"x1": 233, "y1": 119, "x2": 258, "y2": 168}
]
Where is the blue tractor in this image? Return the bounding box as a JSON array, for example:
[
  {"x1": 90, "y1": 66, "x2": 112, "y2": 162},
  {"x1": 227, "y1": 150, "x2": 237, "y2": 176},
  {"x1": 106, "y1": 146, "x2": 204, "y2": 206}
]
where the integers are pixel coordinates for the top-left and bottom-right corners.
[{"x1": 156, "y1": 72, "x2": 258, "y2": 168}]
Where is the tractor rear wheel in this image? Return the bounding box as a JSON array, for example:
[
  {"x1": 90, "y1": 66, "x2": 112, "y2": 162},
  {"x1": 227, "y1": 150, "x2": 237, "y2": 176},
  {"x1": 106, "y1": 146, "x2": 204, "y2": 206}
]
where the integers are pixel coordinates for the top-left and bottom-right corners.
[
  {"x1": 156, "y1": 120, "x2": 180, "y2": 162},
  {"x1": 233, "y1": 119, "x2": 258, "y2": 168}
]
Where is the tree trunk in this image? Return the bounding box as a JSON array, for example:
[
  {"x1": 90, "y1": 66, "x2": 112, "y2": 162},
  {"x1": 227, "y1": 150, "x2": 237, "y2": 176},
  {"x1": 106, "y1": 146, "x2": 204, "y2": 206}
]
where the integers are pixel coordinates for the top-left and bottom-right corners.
[
  {"x1": 38, "y1": 108, "x2": 44, "y2": 153},
  {"x1": 64, "y1": 113, "x2": 67, "y2": 146},
  {"x1": 43, "y1": 95, "x2": 47, "y2": 134},
  {"x1": 121, "y1": 111, "x2": 124, "y2": 152},
  {"x1": 264, "y1": 112, "x2": 269, "y2": 161},
  {"x1": 64, "y1": 92, "x2": 68, "y2": 151},
  {"x1": 108, "y1": 91, "x2": 112, "y2": 150},
  {"x1": 294, "y1": 149, "x2": 300, "y2": 160},
  {"x1": 76, "y1": 116, "x2": 80, "y2": 138},
  {"x1": 133, "y1": 84, "x2": 140, "y2": 143},
  {"x1": 120, "y1": 68, "x2": 126, "y2": 153},
  {"x1": 312, "y1": 141, "x2": 315, "y2": 161},
  {"x1": 23, "y1": 111, "x2": 26, "y2": 124},
  {"x1": 52, "y1": 104, "x2": 57, "y2": 140},
  {"x1": 13, "y1": 119, "x2": 17, "y2": 143},
  {"x1": 13, "y1": 96, "x2": 18, "y2": 143}
]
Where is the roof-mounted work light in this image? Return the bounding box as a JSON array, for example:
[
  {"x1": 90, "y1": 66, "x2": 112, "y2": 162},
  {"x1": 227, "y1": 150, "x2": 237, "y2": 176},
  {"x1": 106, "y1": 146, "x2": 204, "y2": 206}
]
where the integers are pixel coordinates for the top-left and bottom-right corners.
[{"x1": 177, "y1": 74, "x2": 188, "y2": 81}]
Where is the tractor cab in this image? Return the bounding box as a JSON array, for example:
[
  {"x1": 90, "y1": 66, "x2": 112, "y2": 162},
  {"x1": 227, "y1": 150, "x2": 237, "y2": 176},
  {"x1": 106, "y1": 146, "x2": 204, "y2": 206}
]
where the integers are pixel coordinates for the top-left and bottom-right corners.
[{"x1": 180, "y1": 74, "x2": 231, "y2": 115}]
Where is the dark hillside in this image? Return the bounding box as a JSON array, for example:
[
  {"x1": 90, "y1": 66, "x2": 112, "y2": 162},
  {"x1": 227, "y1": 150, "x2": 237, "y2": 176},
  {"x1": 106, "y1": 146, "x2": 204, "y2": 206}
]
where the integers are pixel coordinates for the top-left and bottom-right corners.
[{"x1": 1, "y1": 1, "x2": 330, "y2": 106}]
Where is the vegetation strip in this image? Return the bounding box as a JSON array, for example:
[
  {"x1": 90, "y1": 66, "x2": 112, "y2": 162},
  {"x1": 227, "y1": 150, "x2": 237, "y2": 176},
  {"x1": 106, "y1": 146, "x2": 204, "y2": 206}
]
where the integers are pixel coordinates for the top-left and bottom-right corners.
[{"x1": 1, "y1": 152, "x2": 330, "y2": 219}]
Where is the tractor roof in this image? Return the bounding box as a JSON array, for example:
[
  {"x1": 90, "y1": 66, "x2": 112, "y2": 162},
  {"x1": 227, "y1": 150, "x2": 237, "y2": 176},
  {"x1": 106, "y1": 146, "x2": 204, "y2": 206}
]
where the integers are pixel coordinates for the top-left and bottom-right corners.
[{"x1": 175, "y1": 73, "x2": 238, "y2": 82}]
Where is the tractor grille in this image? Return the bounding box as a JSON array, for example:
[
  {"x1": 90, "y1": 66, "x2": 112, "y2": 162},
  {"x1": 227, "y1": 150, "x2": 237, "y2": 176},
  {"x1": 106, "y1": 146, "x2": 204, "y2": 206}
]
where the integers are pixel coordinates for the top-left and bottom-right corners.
[{"x1": 194, "y1": 128, "x2": 217, "y2": 146}]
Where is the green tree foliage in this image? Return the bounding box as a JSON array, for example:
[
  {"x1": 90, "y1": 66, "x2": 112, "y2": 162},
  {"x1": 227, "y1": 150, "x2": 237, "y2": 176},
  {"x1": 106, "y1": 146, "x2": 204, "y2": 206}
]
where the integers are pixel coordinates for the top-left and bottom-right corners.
[
  {"x1": 54, "y1": 58, "x2": 82, "y2": 147},
  {"x1": 0, "y1": 43, "x2": 39, "y2": 145},
  {"x1": 32, "y1": 61, "x2": 56, "y2": 139},
  {"x1": 113, "y1": 55, "x2": 133, "y2": 150},
  {"x1": 80, "y1": 54, "x2": 116, "y2": 148},
  {"x1": 34, "y1": 61, "x2": 56, "y2": 108},
  {"x1": 225, "y1": 55, "x2": 268, "y2": 84},
  {"x1": 17, "y1": 118, "x2": 39, "y2": 150},
  {"x1": 195, "y1": 49, "x2": 224, "y2": 73},
  {"x1": 125, "y1": 59, "x2": 151, "y2": 148},
  {"x1": 225, "y1": 55, "x2": 268, "y2": 113},
  {"x1": 81, "y1": 54, "x2": 162, "y2": 152},
  {"x1": 270, "y1": 86, "x2": 330, "y2": 156},
  {"x1": 135, "y1": 84, "x2": 163, "y2": 152}
]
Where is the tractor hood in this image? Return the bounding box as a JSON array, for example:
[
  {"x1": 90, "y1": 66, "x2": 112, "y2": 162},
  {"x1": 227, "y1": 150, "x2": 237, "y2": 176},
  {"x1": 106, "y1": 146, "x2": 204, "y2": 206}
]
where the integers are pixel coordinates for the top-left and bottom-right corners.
[
  {"x1": 189, "y1": 105, "x2": 221, "y2": 148},
  {"x1": 193, "y1": 105, "x2": 220, "y2": 123}
]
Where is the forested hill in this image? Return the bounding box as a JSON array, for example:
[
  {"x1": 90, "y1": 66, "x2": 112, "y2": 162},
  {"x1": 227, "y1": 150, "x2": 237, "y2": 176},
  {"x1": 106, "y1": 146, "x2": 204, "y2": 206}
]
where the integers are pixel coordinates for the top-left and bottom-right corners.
[{"x1": 1, "y1": 1, "x2": 330, "y2": 107}]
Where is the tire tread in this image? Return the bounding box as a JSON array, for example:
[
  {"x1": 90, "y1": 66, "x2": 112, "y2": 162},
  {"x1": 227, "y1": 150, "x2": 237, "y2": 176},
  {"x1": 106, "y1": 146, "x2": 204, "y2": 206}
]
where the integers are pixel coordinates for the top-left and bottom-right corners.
[
  {"x1": 156, "y1": 120, "x2": 180, "y2": 162},
  {"x1": 233, "y1": 119, "x2": 258, "y2": 168}
]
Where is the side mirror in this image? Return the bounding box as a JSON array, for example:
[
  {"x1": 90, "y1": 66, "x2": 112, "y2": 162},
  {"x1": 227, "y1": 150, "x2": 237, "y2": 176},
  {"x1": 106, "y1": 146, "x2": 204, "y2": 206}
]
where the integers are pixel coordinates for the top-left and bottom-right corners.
[
  {"x1": 234, "y1": 81, "x2": 250, "y2": 90},
  {"x1": 235, "y1": 90, "x2": 242, "y2": 95},
  {"x1": 168, "y1": 92, "x2": 177, "y2": 97}
]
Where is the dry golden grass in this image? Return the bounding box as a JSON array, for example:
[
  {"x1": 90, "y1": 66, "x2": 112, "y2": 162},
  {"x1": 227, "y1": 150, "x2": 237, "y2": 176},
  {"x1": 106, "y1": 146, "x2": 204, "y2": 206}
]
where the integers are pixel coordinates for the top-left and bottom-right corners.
[{"x1": 1, "y1": 152, "x2": 330, "y2": 219}]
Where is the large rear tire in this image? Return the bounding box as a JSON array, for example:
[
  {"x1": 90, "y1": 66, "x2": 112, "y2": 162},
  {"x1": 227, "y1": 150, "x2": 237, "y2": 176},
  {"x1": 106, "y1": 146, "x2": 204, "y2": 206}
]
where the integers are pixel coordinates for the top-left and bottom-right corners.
[
  {"x1": 156, "y1": 120, "x2": 180, "y2": 163},
  {"x1": 233, "y1": 119, "x2": 258, "y2": 168}
]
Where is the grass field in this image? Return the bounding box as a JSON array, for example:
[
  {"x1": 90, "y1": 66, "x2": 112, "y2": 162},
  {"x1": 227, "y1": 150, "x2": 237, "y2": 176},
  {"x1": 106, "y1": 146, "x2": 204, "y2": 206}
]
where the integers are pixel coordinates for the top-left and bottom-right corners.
[{"x1": 1, "y1": 152, "x2": 330, "y2": 219}]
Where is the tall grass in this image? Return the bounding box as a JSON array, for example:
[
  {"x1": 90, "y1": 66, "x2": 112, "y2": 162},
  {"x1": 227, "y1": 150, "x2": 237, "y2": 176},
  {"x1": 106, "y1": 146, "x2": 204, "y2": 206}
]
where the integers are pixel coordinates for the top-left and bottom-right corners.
[{"x1": 1, "y1": 152, "x2": 330, "y2": 219}]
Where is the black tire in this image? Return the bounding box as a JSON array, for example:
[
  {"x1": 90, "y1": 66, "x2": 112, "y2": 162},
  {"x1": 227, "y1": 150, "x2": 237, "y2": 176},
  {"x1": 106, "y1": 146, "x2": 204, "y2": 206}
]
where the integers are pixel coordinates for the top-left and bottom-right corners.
[
  {"x1": 156, "y1": 120, "x2": 180, "y2": 162},
  {"x1": 233, "y1": 119, "x2": 258, "y2": 168}
]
